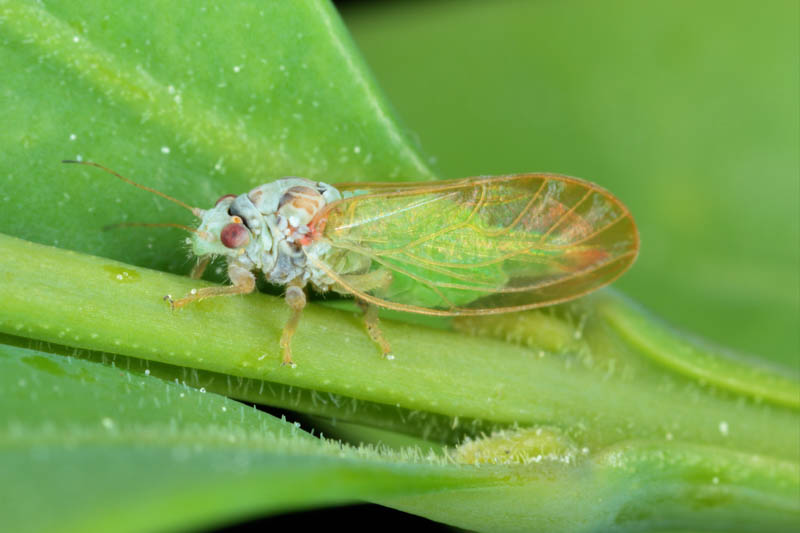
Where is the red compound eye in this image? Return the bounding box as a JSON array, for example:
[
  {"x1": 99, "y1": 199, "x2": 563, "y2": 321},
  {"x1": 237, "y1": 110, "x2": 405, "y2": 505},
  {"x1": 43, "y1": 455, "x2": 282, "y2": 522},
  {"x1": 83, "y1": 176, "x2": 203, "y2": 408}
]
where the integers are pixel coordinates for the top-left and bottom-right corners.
[
  {"x1": 215, "y1": 194, "x2": 236, "y2": 206},
  {"x1": 220, "y1": 223, "x2": 250, "y2": 248}
]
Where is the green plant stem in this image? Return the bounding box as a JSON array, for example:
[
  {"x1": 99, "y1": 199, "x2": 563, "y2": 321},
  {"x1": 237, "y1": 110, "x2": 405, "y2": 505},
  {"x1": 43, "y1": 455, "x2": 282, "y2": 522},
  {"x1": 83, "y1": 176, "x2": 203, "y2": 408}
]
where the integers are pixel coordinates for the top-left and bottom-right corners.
[
  {"x1": 1, "y1": 233, "x2": 797, "y2": 458},
  {"x1": 1, "y1": 232, "x2": 798, "y2": 531}
]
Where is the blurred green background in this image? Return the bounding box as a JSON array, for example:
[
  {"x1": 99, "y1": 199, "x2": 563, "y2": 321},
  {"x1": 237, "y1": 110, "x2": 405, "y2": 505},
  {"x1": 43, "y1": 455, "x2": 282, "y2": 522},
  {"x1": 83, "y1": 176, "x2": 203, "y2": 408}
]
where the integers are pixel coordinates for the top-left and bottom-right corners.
[{"x1": 340, "y1": 0, "x2": 799, "y2": 366}]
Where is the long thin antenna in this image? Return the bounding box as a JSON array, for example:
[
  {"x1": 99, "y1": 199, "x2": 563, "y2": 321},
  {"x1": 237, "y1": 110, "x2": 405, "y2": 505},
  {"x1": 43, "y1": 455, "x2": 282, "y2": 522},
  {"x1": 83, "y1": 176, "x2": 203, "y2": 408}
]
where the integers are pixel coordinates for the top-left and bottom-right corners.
[
  {"x1": 103, "y1": 221, "x2": 210, "y2": 240},
  {"x1": 62, "y1": 160, "x2": 205, "y2": 217}
]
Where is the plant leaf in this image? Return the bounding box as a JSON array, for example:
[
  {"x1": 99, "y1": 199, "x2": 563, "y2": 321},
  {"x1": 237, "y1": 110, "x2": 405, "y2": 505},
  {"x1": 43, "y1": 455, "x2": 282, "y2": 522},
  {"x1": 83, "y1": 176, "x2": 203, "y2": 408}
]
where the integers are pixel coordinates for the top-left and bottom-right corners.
[
  {"x1": 0, "y1": 0, "x2": 434, "y2": 275},
  {"x1": 0, "y1": 342, "x2": 486, "y2": 533}
]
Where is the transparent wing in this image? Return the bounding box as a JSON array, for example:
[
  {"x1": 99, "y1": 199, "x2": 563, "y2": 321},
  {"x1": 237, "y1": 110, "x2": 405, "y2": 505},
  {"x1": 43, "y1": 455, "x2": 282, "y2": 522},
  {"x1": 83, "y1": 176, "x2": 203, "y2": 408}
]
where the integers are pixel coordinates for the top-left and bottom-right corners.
[{"x1": 313, "y1": 174, "x2": 639, "y2": 316}]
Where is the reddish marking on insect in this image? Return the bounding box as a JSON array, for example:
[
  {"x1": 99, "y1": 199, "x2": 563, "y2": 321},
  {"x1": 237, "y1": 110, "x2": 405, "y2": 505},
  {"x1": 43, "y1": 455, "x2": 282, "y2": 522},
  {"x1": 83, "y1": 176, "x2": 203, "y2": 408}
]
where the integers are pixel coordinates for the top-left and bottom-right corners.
[
  {"x1": 220, "y1": 223, "x2": 249, "y2": 248},
  {"x1": 300, "y1": 211, "x2": 329, "y2": 247},
  {"x1": 563, "y1": 247, "x2": 609, "y2": 270},
  {"x1": 215, "y1": 194, "x2": 236, "y2": 206}
]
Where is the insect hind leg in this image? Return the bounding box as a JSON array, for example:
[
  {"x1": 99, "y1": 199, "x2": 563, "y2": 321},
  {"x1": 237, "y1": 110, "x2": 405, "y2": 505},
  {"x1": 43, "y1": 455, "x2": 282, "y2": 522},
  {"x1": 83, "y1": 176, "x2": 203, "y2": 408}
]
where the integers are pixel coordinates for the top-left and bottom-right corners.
[
  {"x1": 334, "y1": 269, "x2": 393, "y2": 359},
  {"x1": 337, "y1": 269, "x2": 394, "y2": 359},
  {"x1": 356, "y1": 299, "x2": 393, "y2": 360}
]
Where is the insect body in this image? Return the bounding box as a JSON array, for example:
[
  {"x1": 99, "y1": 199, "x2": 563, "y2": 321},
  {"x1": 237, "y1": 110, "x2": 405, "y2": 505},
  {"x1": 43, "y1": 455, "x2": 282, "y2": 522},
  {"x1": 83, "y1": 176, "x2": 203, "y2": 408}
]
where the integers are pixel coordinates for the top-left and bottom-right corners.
[{"x1": 65, "y1": 162, "x2": 639, "y2": 366}]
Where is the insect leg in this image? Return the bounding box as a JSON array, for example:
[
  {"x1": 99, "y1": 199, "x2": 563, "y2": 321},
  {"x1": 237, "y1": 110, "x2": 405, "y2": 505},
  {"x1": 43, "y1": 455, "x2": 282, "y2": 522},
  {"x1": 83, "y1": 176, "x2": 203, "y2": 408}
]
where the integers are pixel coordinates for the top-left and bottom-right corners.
[
  {"x1": 166, "y1": 263, "x2": 255, "y2": 308},
  {"x1": 356, "y1": 299, "x2": 393, "y2": 359},
  {"x1": 338, "y1": 269, "x2": 394, "y2": 359},
  {"x1": 279, "y1": 283, "x2": 306, "y2": 367},
  {"x1": 190, "y1": 256, "x2": 211, "y2": 279}
]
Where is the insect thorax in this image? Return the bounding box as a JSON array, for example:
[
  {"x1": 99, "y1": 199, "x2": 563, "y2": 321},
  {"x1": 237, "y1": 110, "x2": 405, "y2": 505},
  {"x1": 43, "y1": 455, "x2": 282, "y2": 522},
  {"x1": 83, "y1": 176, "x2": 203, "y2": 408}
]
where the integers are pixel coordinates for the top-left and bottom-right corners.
[{"x1": 194, "y1": 177, "x2": 341, "y2": 290}]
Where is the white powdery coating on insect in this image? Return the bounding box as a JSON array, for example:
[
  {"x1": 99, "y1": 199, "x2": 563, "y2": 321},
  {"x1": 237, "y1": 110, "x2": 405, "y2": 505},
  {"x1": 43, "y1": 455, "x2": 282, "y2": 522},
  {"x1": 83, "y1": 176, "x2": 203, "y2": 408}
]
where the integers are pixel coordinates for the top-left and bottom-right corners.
[
  {"x1": 718, "y1": 421, "x2": 729, "y2": 436},
  {"x1": 161, "y1": 146, "x2": 171, "y2": 154}
]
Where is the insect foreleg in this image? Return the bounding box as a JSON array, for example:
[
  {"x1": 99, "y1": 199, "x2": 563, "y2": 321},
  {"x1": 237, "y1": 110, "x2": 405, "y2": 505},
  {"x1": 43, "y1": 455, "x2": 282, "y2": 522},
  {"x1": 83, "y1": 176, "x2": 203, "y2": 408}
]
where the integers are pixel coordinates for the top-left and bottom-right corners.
[
  {"x1": 279, "y1": 283, "x2": 306, "y2": 367},
  {"x1": 190, "y1": 256, "x2": 211, "y2": 279},
  {"x1": 166, "y1": 263, "x2": 255, "y2": 309}
]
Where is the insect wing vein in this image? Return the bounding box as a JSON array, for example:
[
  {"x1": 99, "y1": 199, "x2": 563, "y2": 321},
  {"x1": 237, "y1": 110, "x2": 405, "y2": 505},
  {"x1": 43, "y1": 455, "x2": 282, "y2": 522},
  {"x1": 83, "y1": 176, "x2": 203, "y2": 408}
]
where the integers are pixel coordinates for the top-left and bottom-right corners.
[{"x1": 320, "y1": 174, "x2": 639, "y2": 314}]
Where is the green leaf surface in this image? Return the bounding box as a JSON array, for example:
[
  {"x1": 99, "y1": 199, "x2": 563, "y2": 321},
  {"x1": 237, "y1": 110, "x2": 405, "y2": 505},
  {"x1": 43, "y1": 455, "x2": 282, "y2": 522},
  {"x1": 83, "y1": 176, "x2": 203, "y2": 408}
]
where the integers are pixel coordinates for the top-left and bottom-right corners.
[{"x1": 0, "y1": 343, "x2": 485, "y2": 533}]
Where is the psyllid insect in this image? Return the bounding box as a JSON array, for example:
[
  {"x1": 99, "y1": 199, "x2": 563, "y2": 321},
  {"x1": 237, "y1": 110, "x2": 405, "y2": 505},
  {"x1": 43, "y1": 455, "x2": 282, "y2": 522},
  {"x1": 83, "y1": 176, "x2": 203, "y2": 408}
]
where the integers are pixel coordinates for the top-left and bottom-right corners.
[{"x1": 64, "y1": 161, "x2": 639, "y2": 366}]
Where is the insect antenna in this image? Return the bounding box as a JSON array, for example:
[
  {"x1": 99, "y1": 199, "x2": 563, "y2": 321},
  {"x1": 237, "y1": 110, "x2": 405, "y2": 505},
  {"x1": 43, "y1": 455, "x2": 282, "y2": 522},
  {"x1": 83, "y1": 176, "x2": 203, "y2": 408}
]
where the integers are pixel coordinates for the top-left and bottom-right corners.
[
  {"x1": 103, "y1": 221, "x2": 210, "y2": 240},
  {"x1": 62, "y1": 160, "x2": 205, "y2": 218}
]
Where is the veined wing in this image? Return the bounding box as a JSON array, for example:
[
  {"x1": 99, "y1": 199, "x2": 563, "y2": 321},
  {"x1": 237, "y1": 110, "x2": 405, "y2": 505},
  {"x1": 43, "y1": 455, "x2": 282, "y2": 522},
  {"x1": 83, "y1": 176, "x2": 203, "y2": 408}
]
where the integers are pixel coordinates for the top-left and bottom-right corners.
[{"x1": 314, "y1": 174, "x2": 639, "y2": 315}]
